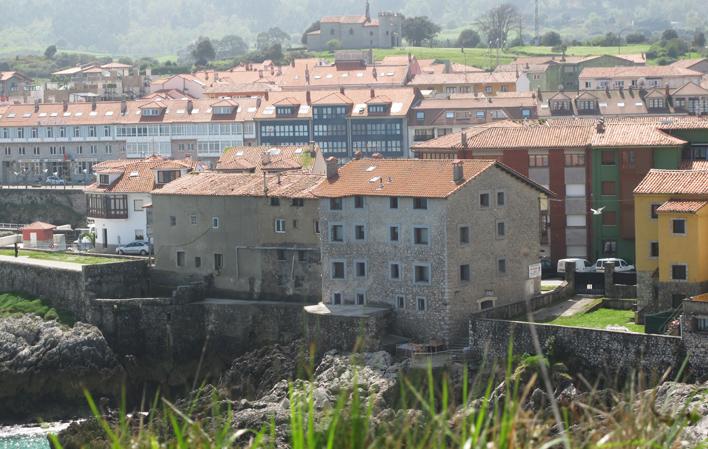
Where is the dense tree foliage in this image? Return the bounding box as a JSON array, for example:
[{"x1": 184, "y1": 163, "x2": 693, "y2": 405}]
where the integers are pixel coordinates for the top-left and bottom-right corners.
[
  {"x1": 402, "y1": 16, "x2": 441, "y2": 46},
  {"x1": 43, "y1": 45, "x2": 57, "y2": 59},
  {"x1": 456, "y1": 29, "x2": 481, "y2": 48},
  {"x1": 191, "y1": 37, "x2": 216, "y2": 66},
  {"x1": 540, "y1": 31, "x2": 562, "y2": 46},
  {"x1": 476, "y1": 4, "x2": 519, "y2": 46}
]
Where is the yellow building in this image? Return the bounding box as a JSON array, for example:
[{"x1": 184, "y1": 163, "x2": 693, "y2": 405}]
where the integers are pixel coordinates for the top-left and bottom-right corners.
[{"x1": 634, "y1": 169, "x2": 708, "y2": 316}]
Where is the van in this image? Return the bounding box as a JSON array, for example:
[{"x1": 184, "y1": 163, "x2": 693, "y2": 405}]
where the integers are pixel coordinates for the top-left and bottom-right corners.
[{"x1": 557, "y1": 258, "x2": 594, "y2": 273}]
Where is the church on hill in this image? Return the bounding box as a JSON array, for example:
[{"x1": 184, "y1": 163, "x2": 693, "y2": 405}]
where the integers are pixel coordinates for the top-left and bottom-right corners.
[{"x1": 305, "y1": 1, "x2": 403, "y2": 51}]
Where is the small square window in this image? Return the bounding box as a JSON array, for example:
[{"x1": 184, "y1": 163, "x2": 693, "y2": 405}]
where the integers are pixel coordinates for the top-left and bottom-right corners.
[
  {"x1": 497, "y1": 258, "x2": 507, "y2": 274},
  {"x1": 496, "y1": 221, "x2": 506, "y2": 238},
  {"x1": 356, "y1": 292, "x2": 366, "y2": 305},
  {"x1": 601, "y1": 151, "x2": 616, "y2": 165},
  {"x1": 332, "y1": 292, "x2": 342, "y2": 305},
  {"x1": 650, "y1": 204, "x2": 660, "y2": 219},
  {"x1": 414, "y1": 264, "x2": 431, "y2": 284},
  {"x1": 354, "y1": 196, "x2": 364, "y2": 208},
  {"x1": 396, "y1": 295, "x2": 405, "y2": 309},
  {"x1": 413, "y1": 197, "x2": 428, "y2": 209},
  {"x1": 672, "y1": 219, "x2": 686, "y2": 234},
  {"x1": 212, "y1": 216, "x2": 220, "y2": 229},
  {"x1": 133, "y1": 199, "x2": 144, "y2": 211},
  {"x1": 176, "y1": 251, "x2": 185, "y2": 267},
  {"x1": 355, "y1": 261, "x2": 367, "y2": 278},
  {"x1": 275, "y1": 218, "x2": 286, "y2": 233},
  {"x1": 413, "y1": 227, "x2": 429, "y2": 245},
  {"x1": 330, "y1": 198, "x2": 342, "y2": 210},
  {"x1": 332, "y1": 261, "x2": 345, "y2": 279},
  {"x1": 390, "y1": 262, "x2": 401, "y2": 280},
  {"x1": 330, "y1": 224, "x2": 343, "y2": 242},
  {"x1": 270, "y1": 197, "x2": 280, "y2": 206},
  {"x1": 459, "y1": 226, "x2": 470, "y2": 244},
  {"x1": 650, "y1": 241, "x2": 659, "y2": 258},
  {"x1": 389, "y1": 225, "x2": 399, "y2": 242},
  {"x1": 671, "y1": 264, "x2": 687, "y2": 280},
  {"x1": 417, "y1": 297, "x2": 427, "y2": 312},
  {"x1": 389, "y1": 197, "x2": 399, "y2": 209},
  {"x1": 460, "y1": 264, "x2": 470, "y2": 281},
  {"x1": 480, "y1": 193, "x2": 490, "y2": 208},
  {"x1": 194, "y1": 256, "x2": 201, "y2": 268},
  {"x1": 496, "y1": 191, "x2": 505, "y2": 207},
  {"x1": 291, "y1": 198, "x2": 304, "y2": 207},
  {"x1": 354, "y1": 225, "x2": 366, "y2": 240},
  {"x1": 314, "y1": 220, "x2": 320, "y2": 234}
]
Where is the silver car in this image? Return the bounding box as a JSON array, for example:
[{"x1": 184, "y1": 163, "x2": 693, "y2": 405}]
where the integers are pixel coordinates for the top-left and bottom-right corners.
[
  {"x1": 116, "y1": 241, "x2": 152, "y2": 256},
  {"x1": 594, "y1": 258, "x2": 635, "y2": 272}
]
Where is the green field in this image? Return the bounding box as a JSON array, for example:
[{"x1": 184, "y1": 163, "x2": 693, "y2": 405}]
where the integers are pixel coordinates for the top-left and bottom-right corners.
[
  {"x1": 510, "y1": 44, "x2": 652, "y2": 56},
  {"x1": 548, "y1": 308, "x2": 644, "y2": 333},
  {"x1": 0, "y1": 292, "x2": 74, "y2": 324},
  {"x1": 0, "y1": 248, "x2": 118, "y2": 265}
]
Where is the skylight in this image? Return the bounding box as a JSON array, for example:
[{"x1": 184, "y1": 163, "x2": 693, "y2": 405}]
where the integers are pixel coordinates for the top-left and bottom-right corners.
[
  {"x1": 365, "y1": 165, "x2": 377, "y2": 172},
  {"x1": 129, "y1": 171, "x2": 139, "y2": 177},
  {"x1": 235, "y1": 150, "x2": 244, "y2": 156},
  {"x1": 294, "y1": 148, "x2": 303, "y2": 154}
]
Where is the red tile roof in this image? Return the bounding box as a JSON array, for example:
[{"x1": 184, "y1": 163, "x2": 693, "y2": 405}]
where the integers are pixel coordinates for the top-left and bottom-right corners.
[
  {"x1": 409, "y1": 71, "x2": 518, "y2": 86},
  {"x1": 22, "y1": 221, "x2": 56, "y2": 231},
  {"x1": 634, "y1": 169, "x2": 708, "y2": 195},
  {"x1": 216, "y1": 145, "x2": 323, "y2": 174},
  {"x1": 579, "y1": 66, "x2": 702, "y2": 79},
  {"x1": 680, "y1": 160, "x2": 708, "y2": 170},
  {"x1": 153, "y1": 171, "x2": 325, "y2": 199},
  {"x1": 313, "y1": 158, "x2": 552, "y2": 199},
  {"x1": 87, "y1": 155, "x2": 196, "y2": 193},
  {"x1": 656, "y1": 200, "x2": 707, "y2": 213}
]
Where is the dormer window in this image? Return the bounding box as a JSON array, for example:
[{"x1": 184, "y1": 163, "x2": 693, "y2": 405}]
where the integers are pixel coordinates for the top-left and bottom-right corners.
[
  {"x1": 156, "y1": 170, "x2": 180, "y2": 184},
  {"x1": 142, "y1": 108, "x2": 161, "y2": 117},
  {"x1": 99, "y1": 174, "x2": 110, "y2": 185},
  {"x1": 276, "y1": 106, "x2": 294, "y2": 116},
  {"x1": 648, "y1": 98, "x2": 665, "y2": 109},
  {"x1": 213, "y1": 106, "x2": 234, "y2": 115},
  {"x1": 550, "y1": 100, "x2": 571, "y2": 111},
  {"x1": 577, "y1": 100, "x2": 596, "y2": 110},
  {"x1": 368, "y1": 104, "x2": 388, "y2": 114}
]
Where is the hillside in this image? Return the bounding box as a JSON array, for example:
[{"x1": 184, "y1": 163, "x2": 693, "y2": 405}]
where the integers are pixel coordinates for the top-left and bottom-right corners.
[{"x1": 0, "y1": 0, "x2": 705, "y2": 57}]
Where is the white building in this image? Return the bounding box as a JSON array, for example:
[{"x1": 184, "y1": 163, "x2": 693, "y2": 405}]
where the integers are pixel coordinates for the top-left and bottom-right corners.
[
  {"x1": 86, "y1": 155, "x2": 203, "y2": 249},
  {"x1": 579, "y1": 66, "x2": 703, "y2": 90}
]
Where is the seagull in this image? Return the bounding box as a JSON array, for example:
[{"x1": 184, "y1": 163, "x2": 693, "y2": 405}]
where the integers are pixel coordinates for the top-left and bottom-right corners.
[{"x1": 590, "y1": 206, "x2": 605, "y2": 215}]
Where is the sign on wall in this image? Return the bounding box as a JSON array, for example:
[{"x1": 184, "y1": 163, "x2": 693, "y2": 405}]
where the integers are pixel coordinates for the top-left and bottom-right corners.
[{"x1": 528, "y1": 262, "x2": 542, "y2": 279}]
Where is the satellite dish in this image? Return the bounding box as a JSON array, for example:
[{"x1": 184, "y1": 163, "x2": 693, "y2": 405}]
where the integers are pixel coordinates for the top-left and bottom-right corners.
[{"x1": 43, "y1": 168, "x2": 49, "y2": 173}]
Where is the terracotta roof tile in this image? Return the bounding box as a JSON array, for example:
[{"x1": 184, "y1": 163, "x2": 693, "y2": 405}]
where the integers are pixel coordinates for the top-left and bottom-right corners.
[
  {"x1": 87, "y1": 155, "x2": 196, "y2": 193},
  {"x1": 22, "y1": 221, "x2": 56, "y2": 230},
  {"x1": 680, "y1": 160, "x2": 708, "y2": 170},
  {"x1": 409, "y1": 71, "x2": 517, "y2": 86},
  {"x1": 579, "y1": 66, "x2": 702, "y2": 79},
  {"x1": 590, "y1": 123, "x2": 686, "y2": 147},
  {"x1": 216, "y1": 145, "x2": 323, "y2": 174},
  {"x1": 634, "y1": 169, "x2": 708, "y2": 195},
  {"x1": 153, "y1": 171, "x2": 325, "y2": 199},
  {"x1": 656, "y1": 200, "x2": 707, "y2": 213}
]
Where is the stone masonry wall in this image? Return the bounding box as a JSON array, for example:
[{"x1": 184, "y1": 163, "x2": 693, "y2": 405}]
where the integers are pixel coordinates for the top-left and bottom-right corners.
[
  {"x1": 305, "y1": 308, "x2": 391, "y2": 354},
  {"x1": 682, "y1": 299, "x2": 708, "y2": 380},
  {"x1": 469, "y1": 318, "x2": 687, "y2": 379},
  {"x1": 0, "y1": 188, "x2": 86, "y2": 227}
]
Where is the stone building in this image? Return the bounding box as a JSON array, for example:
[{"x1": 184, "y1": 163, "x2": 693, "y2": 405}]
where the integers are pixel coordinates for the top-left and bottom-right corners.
[
  {"x1": 305, "y1": 2, "x2": 402, "y2": 51},
  {"x1": 313, "y1": 157, "x2": 551, "y2": 345},
  {"x1": 633, "y1": 169, "x2": 708, "y2": 316}
]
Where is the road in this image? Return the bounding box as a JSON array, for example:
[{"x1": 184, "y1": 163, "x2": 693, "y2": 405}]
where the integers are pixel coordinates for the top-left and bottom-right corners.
[{"x1": 0, "y1": 184, "x2": 88, "y2": 191}]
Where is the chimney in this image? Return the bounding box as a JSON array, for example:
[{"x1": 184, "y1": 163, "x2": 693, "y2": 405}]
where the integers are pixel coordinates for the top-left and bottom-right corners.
[
  {"x1": 306, "y1": 90, "x2": 311, "y2": 105},
  {"x1": 461, "y1": 131, "x2": 467, "y2": 147},
  {"x1": 187, "y1": 99, "x2": 193, "y2": 114},
  {"x1": 264, "y1": 91, "x2": 269, "y2": 101},
  {"x1": 665, "y1": 83, "x2": 670, "y2": 98},
  {"x1": 370, "y1": 88, "x2": 375, "y2": 98},
  {"x1": 120, "y1": 99, "x2": 127, "y2": 115},
  {"x1": 325, "y1": 156, "x2": 338, "y2": 180},
  {"x1": 628, "y1": 85, "x2": 634, "y2": 96},
  {"x1": 309, "y1": 140, "x2": 317, "y2": 156},
  {"x1": 536, "y1": 87, "x2": 542, "y2": 101},
  {"x1": 619, "y1": 86, "x2": 624, "y2": 97},
  {"x1": 256, "y1": 97, "x2": 262, "y2": 108},
  {"x1": 34, "y1": 99, "x2": 40, "y2": 113},
  {"x1": 372, "y1": 67, "x2": 377, "y2": 79},
  {"x1": 261, "y1": 150, "x2": 271, "y2": 166},
  {"x1": 340, "y1": 87, "x2": 345, "y2": 95},
  {"x1": 91, "y1": 97, "x2": 97, "y2": 111},
  {"x1": 595, "y1": 118, "x2": 605, "y2": 134},
  {"x1": 452, "y1": 159, "x2": 464, "y2": 183},
  {"x1": 62, "y1": 100, "x2": 69, "y2": 112},
  {"x1": 353, "y1": 150, "x2": 363, "y2": 160}
]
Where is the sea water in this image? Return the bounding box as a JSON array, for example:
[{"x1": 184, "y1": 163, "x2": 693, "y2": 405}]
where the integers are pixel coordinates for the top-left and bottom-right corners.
[{"x1": 0, "y1": 423, "x2": 72, "y2": 449}]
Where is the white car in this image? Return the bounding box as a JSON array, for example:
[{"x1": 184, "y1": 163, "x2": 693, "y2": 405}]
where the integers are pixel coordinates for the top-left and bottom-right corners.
[
  {"x1": 556, "y1": 258, "x2": 594, "y2": 273},
  {"x1": 116, "y1": 241, "x2": 152, "y2": 256},
  {"x1": 594, "y1": 258, "x2": 635, "y2": 272},
  {"x1": 45, "y1": 175, "x2": 65, "y2": 185}
]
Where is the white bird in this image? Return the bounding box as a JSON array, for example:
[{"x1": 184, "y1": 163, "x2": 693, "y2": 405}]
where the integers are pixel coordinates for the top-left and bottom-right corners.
[{"x1": 590, "y1": 206, "x2": 605, "y2": 215}]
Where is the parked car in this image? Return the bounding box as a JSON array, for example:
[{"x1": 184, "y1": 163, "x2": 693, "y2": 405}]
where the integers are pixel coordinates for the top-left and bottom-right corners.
[
  {"x1": 45, "y1": 175, "x2": 65, "y2": 185},
  {"x1": 540, "y1": 256, "x2": 557, "y2": 278},
  {"x1": 593, "y1": 258, "x2": 635, "y2": 272},
  {"x1": 557, "y1": 258, "x2": 594, "y2": 273},
  {"x1": 116, "y1": 241, "x2": 152, "y2": 256}
]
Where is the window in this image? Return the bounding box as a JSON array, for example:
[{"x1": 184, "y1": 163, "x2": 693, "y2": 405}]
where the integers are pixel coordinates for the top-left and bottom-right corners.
[
  {"x1": 480, "y1": 300, "x2": 495, "y2": 310},
  {"x1": 413, "y1": 197, "x2": 427, "y2": 209},
  {"x1": 134, "y1": 229, "x2": 144, "y2": 240},
  {"x1": 389, "y1": 225, "x2": 399, "y2": 242},
  {"x1": 566, "y1": 215, "x2": 585, "y2": 227},
  {"x1": 214, "y1": 253, "x2": 223, "y2": 271},
  {"x1": 212, "y1": 217, "x2": 220, "y2": 229},
  {"x1": 194, "y1": 256, "x2": 201, "y2": 268},
  {"x1": 277, "y1": 249, "x2": 286, "y2": 261},
  {"x1": 416, "y1": 111, "x2": 424, "y2": 121},
  {"x1": 529, "y1": 154, "x2": 549, "y2": 167},
  {"x1": 298, "y1": 250, "x2": 306, "y2": 262},
  {"x1": 413, "y1": 227, "x2": 429, "y2": 244},
  {"x1": 459, "y1": 226, "x2": 470, "y2": 244},
  {"x1": 671, "y1": 264, "x2": 687, "y2": 281},
  {"x1": 621, "y1": 151, "x2": 636, "y2": 169},
  {"x1": 566, "y1": 184, "x2": 586, "y2": 197},
  {"x1": 330, "y1": 224, "x2": 343, "y2": 242},
  {"x1": 414, "y1": 264, "x2": 431, "y2": 284},
  {"x1": 270, "y1": 197, "x2": 280, "y2": 206},
  {"x1": 314, "y1": 220, "x2": 320, "y2": 234},
  {"x1": 651, "y1": 204, "x2": 660, "y2": 219},
  {"x1": 330, "y1": 198, "x2": 342, "y2": 210},
  {"x1": 332, "y1": 261, "x2": 345, "y2": 279},
  {"x1": 697, "y1": 317, "x2": 708, "y2": 332},
  {"x1": 650, "y1": 241, "x2": 659, "y2": 258},
  {"x1": 292, "y1": 219, "x2": 298, "y2": 229},
  {"x1": 602, "y1": 211, "x2": 617, "y2": 226},
  {"x1": 331, "y1": 292, "x2": 342, "y2": 305},
  {"x1": 176, "y1": 251, "x2": 185, "y2": 267},
  {"x1": 354, "y1": 224, "x2": 366, "y2": 240},
  {"x1": 275, "y1": 218, "x2": 286, "y2": 233},
  {"x1": 603, "y1": 240, "x2": 617, "y2": 255},
  {"x1": 460, "y1": 264, "x2": 470, "y2": 282},
  {"x1": 356, "y1": 292, "x2": 366, "y2": 305},
  {"x1": 190, "y1": 214, "x2": 197, "y2": 225},
  {"x1": 416, "y1": 297, "x2": 427, "y2": 312},
  {"x1": 291, "y1": 198, "x2": 304, "y2": 207},
  {"x1": 496, "y1": 191, "x2": 505, "y2": 207},
  {"x1": 389, "y1": 197, "x2": 398, "y2": 209},
  {"x1": 133, "y1": 199, "x2": 144, "y2": 211},
  {"x1": 396, "y1": 295, "x2": 405, "y2": 309},
  {"x1": 355, "y1": 261, "x2": 367, "y2": 278},
  {"x1": 565, "y1": 154, "x2": 585, "y2": 166},
  {"x1": 354, "y1": 196, "x2": 364, "y2": 208},
  {"x1": 479, "y1": 192, "x2": 490, "y2": 208},
  {"x1": 390, "y1": 262, "x2": 401, "y2": 280},
  {"x1": 672, "y1": 219, "x2": 686, "y2": 235},
  {"x1": 601, "y1": 181, "x2": 616, "y2": 196},
  {"x1": 170, "y1": 216, "x2": 176, "y2": 226},
  {"x1": 496, "y1": 221, "x2": 506, "y2": 238},
  {"x1": 601, "y1": 151, "x2": 615, "y2": 165},
  {"x1": 497, "y1": 258, "x2": 507, "y2": 274}
]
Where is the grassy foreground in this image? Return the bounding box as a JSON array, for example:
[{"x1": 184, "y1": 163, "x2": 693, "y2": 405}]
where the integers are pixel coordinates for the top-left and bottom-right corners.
[
  {"x1": 0, "y1": 248, "x2": 117, "y2": 265},
  {"x1": 0, "y1": 292, "x2": 74, "y2": 324},
  {"x1": 548, "y1": 308, "x2": 644, "y2": 333}
]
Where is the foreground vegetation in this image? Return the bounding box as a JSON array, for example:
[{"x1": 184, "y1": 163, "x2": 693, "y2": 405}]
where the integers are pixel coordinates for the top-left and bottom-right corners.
[
  {"x1": 548, "y1": 308, "x2": 644, "y2": 333},
  {"x1": 0, "y1": 248, "x2": 117, "y2": 265},
  {"x1": 0, "y1": 292, "x2": 74, "y2": 324}
]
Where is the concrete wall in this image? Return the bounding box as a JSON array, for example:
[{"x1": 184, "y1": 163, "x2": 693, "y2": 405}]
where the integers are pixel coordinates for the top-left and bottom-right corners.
[
  {"x1": 0, "y1": 188, "x2": 86, "y2": 227},
  {"x1": 468, "y1": 318, "x2": 686, "y2": 378}
]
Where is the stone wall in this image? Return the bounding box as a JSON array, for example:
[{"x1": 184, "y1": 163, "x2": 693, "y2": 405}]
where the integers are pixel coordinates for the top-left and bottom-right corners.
[
  {"x1": 681, "y1": 299, "x2": 708, "y2": 380},
  {"x1": 469, "y1": 280, "x2": 575, "y2": 321},
  {"x1": 0, "y1": 188, "x2": 86, "y2": 227},
  {"x1": 604, "y1": 263, "x2": 637, "y2": 299},
  {"x1": 304, "y1": 305, "x2": 391, "y2": 354},
  {"x1": 468, "y1": 318, "x2": 688, "y2": 379}
]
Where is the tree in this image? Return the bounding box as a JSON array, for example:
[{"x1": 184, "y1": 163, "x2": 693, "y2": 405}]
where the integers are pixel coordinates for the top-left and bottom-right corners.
[
  {"x1": 662, "y1": 29, "x2": 678, "y2": 41},
  {"x1": 326, "y1": 39, "x2": 341, "y2": 52},
  {"x1": 476, "y1": 4, "x2": 519, "y2": 46},
  {"x1": 456, "y1": 29, "x2": 480, "y2": 48},
  {"x1": 664, "y1": 38, "x2": 689, "y2": 58},
  {"x1": 191, "y1": 37, "x2": 215, "y2": 66},
  {"x1": 540, "y1": 31, "x2": 562, "y2": 46},
  {"x1": 402, "y1": 16, "x2": 441, "y2": 46},
  {"x1": 256, "y1": 27, "x2": 291, "y2": 51},
  {"x1": 693, "y1": 31, "x2": 706, "y2": 48},
  {"x1": 302, "y1": 21, "x2": 320, "y2": 45},
  {"x1": 44, "y1": 45, "x2": 57, "y2": 59},
  {"x1": 625, "y1": 33, "x2": 646, "y2": 44},
  {"x1": 214, "y1": 35, "x2": 249, "y2": 59}
]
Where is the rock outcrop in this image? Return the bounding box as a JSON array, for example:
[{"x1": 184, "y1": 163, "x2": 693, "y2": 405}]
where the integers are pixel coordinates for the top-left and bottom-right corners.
[
  {"x1": 0, "y1": 315, "x2": 124, "y2": 419},
  {"x1": 651, "y1": 381, "x2": 708, "y2": 446}
]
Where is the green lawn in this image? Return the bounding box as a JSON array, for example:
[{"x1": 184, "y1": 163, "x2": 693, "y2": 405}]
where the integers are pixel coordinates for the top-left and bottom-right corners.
[
  {"x1": 0, "y1": 248, "x2": 119, "y2": 265},
  {"x1": 510, "y1": 44, "x2": 652, "y2": 56},
  {"x1": 0, "y1": 292, "x2": 75, "y2": 324},
  {"x1": 548, "y1": 308, "x2": 644, "y2": 333}
]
